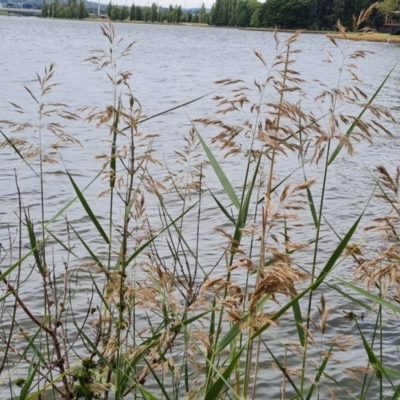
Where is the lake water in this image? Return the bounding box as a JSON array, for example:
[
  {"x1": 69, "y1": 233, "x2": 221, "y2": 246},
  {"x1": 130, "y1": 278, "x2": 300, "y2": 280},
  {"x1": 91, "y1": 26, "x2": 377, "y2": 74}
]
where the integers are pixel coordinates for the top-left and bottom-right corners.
[{"x1": 1, "y1": 16, "x2": 400, "y2": 399}]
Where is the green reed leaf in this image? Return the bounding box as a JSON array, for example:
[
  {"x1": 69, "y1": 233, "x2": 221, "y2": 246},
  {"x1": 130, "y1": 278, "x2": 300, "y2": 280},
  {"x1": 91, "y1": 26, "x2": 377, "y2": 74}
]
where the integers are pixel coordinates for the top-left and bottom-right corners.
[
  {"x1": 24, "y1": 211, "x2": 44, "y2": 276},
  {"x1": 45, "y1": 228, "x2": 79, "y2": 259},
  {"x1": 264, "y1": 343, "x2": 303, "y2": 399},
  {"x1": 0, "y1": 290, "x2": 13, "y2": 302},
  {"x1": 19, "y1": 356, "x2": 40, "y2": 400},
  {"x1": 216, "y1": 323, "x2": 241, "y2": 354},
  {"x1": 355, "y1": 319, "x2": 382, "y2": 379},
  {"x1": 232, "y1": 152, "x2": 262, "y2": 251},
  {"x1": 124, "y1": 201, "x2": 198, "y2": 268},
  {"x1": 258, "y1": 159, "x2": 310, "y2": 205},
  {"x1": 251, "y1": 213, "x2": 363, "y2": 341},
  {"x1": 204, "y1": 348, "x2": 243, "y2": 400},
  {"x1": 110, "y1": 100, "x2": 120, "y2": 189},
  {"x1": 45, "y1": 168, "x2": 103, "y2": 228},
  {"x1": 209, "y1": 188, "x2": 235, "y2": 224},
  {"x1": 17, "y1": 323, "x2": 49, "y2": 366},
  {"x1": 215, "y1": 212, "x2": 363, "y2": 354},
  {"x1": 143, "y1": 357, "x2": 172, "y2": 400},
  {"x1": 87, "y1": 271, "x2": 112, "y2": 313},
  {"x1": 26, "y1": 363, "x2": 79, "y2": 400},
  {"x1": 134, "y1": 91, "x2": 215, "y2": 127},
  {"x1": 68, "y1": 223, "x2": 105, "y2": 268},
  {"x1": 305, "y1": 347, "x2": 332, "y2": 400},
  {"x1": 76, "y1": 326, "x2": 115, "y2": 372},
  {"x1": 324, "y1": 282, "x2": 373, "y2": 312},
  {"x1": 0, "y1": 243, "x2": 42, "y2": 282},
  {"x1": 0, "y1": 128, "x2": 39, "y2": 178},
  {"x1": 316, "y1": 213, "x2": 363, "y2": 281},
  {"x1": 334, "y1": 277, "x2": 400, "y2": 314},
  {"x1": 328, "y1": 62, "x2": 398, "y2": 165},
  {"x1": 292, "y1": 299, "x2": 305, "y2": 347},
  {"x1": 139, "y1": 387, "x2": 159, "y2": 400},
  {"x1": 307, "y1": 187, "x2": 318, "y2": 228},
  {"x1": 193, "y1": 124, "x2": 240, "y2": 209},
  {"x1": 67, "y1": 171, "x2": 110, "y2": 245}
]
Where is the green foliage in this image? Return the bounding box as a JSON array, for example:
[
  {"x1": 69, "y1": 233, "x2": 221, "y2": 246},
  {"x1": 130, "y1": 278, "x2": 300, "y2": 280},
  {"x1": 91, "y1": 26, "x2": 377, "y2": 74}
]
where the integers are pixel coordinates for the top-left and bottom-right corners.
[
  {"x1": 41, "y1": 0, "x2": 48, "y2": 17},
  {"x1": 44, "y1": 0, "x2": 88, "y2": 19},
  {"x1": 15, "y1": 377, "x2": 26, "y2": 387},
  {"x1": 377, "y1": 0, "x2": 400, "y2": 17},
  {"x1": 210, "y1": 0, "x2": 261, "y2": 27},
  {"x1": 210, "y1": 0, "x2": 380, "y2": 30},
  {"x1": 260, "y1": 0, "x2": 317, "y2": 29}
]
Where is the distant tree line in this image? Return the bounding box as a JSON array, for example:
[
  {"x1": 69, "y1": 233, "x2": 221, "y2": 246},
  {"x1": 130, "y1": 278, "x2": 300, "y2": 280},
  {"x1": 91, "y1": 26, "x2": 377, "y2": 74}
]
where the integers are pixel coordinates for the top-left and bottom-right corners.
[
  {"x1": 210, "y1": 0, "x2": 383, "y2": 30},
  {"x1": 376, "y1": 0, "x2": 400, "y2": 18},
  {"x1": 42, "y1": 0, "x2": 88, "y2": 18},
  {"x1": 209, "y1": 0, "x2": 259, "y2": 27},
  {"x1": 106, "y1": 2, "x2": 209, "y2": 24},
  {"x1": 39, "y1": 0, "x2": 386, "y2": 30}
]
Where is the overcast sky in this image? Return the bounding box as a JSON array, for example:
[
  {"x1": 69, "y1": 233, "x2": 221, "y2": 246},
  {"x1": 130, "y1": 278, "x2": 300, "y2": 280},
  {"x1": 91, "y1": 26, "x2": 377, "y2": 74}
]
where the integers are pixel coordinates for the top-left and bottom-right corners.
[{"x1": 111, "y1": 0, "x2": 214, "y2": 9}]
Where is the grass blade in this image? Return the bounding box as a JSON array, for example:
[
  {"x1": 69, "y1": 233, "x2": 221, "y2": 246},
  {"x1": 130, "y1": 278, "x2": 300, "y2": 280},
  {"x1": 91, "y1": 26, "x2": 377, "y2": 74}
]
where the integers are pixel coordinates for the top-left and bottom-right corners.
[
  {"x1": 45, "y1": 168, "x2": 104, "y2": 228},
  {"x1": 67, "y1": 171, "x2": 110, "y2": 245},
  {"x1": 305, "y1": 348, "x2": 332, "y2": 400},
  {"x1": 232, "y1": 152, "x2": 262, "y2": 251},
  {"x1": 204, "y1": 348, "x2": 243, "y2": 400},
  {"x1": 19, "y1": 359, "x2": 40, "y2": 400},
  {"x1": 209, "y1": 187, "x2": 235, "y2": 224},
  {"x1": 264, "y1": 342, "x2": 304, "y2": 399},
  {"x1": 328, "y1": 62, "x2": 398, "y2": 165},
  {"x1": 135, "y1": 91, "x2": 215, "y2": 126},
  {"x1": 316, "y1": 213, "x2": 363, "y2": 281},
  {"x1": 24, "y1": 211, "x2": 44, "y2": 276},
  {"x1": 193, "y1": 124, "x2": 240, "y2": 209},
  {"x1": 292, "y1": 299, "x2": 305, "y2": 347},
  {"x1": 334, "y1": 277, "x2": 400, "y2": 314},
  {"x1": 0, "y1": 128, "x2": 39, "y2": 178},
  {"x1": 306, "y1": 187, "x2": 318, "y2": 228},
  {"x1": 68, "y1": 223, "x2": 105, "y2": 268}
]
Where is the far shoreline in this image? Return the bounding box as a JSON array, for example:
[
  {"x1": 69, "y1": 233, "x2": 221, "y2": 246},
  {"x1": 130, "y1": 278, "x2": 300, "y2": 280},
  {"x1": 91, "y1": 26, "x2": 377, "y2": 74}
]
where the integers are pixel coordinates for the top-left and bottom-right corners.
[{"x1": 3, "y1": 13, "x2": 400, "y2": 43}]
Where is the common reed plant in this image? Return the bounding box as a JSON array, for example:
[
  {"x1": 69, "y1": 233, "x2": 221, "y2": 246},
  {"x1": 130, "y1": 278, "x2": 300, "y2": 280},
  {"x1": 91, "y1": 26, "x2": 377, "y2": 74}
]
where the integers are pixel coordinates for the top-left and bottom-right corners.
[{"x1": 1, "y1": 15, "x2": 400, "y2": 400}]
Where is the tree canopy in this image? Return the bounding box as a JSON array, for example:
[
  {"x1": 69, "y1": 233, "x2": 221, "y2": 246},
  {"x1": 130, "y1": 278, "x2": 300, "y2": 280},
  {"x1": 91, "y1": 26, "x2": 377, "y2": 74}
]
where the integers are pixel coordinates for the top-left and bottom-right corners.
[{"x1": 210, "y1": 0, "x2": 382, "y2": 30}]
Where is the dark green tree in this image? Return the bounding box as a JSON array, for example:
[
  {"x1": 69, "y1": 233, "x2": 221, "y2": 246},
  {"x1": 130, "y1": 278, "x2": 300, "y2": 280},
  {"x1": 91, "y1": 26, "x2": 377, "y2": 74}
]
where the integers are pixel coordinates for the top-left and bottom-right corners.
[
  {"x1": 130, "y1": 2, "x2": 136, "y2": 20},
  {"x1": 151, "y1": 2, "x2": 158, "y2": 21},
  {"x1": 119, "y1": 5, "x2": 128, "y2": 20},
  {"x1": 199, "y1": 2, "x2": 206, "y2": 23},
  {"x1": 136, "y1": 5, "x2": 142, "y2": 20},
  {"x1": 260, "y1": 0, "x2": 317, "y2": 29},
  {"x1": 78, "y1": 0, "x2": 88, "y2": 18},
  {"x1": 144, "y1": 7, "x2": 150, "y2": 22},
  {"x1": 42, "y1": 0, "x2": 48, "y2": 17},
  {"x1": 250, "y1": 6, "x2": 260, "y2": 26},
  {"x1": 110, "y1": 5, "x2": 119, "y2": 20},
  {"x1": 175, "y1": 5, "x2": 182, "y2": 22}
]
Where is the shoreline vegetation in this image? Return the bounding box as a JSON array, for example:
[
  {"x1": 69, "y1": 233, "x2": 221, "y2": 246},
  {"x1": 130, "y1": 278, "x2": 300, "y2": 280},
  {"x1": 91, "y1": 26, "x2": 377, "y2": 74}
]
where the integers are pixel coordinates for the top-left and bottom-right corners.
[
  {"x1": 5, "y1": 13, "x2": 400, "y2": 44},
  {"x1": 2, "y1": 16, "x2": 400, "y2": 400},
  {"x1": 327, "y1": 31, "x2": 400, "y2": 42},
  {"x1": 35, "y1": 0, "x2": 399, "y2": 40}
]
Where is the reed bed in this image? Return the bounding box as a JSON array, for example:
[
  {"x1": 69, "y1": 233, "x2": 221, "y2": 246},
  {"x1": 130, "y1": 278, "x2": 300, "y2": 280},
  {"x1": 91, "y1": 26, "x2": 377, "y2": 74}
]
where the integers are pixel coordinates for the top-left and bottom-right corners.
[{"x1": 0, "y1": 18, "x2": 400, "y2": 400}]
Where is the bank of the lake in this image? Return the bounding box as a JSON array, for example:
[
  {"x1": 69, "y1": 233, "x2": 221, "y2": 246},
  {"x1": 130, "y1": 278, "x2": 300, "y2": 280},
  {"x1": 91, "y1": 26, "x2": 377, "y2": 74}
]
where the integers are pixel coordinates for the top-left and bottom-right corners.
[
  {"x1": 328, "y1": 31, "x2": 400, "y2": 43},
  {"x1": 243, "y1": 26, "x2": 400, "y2": 43}
]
